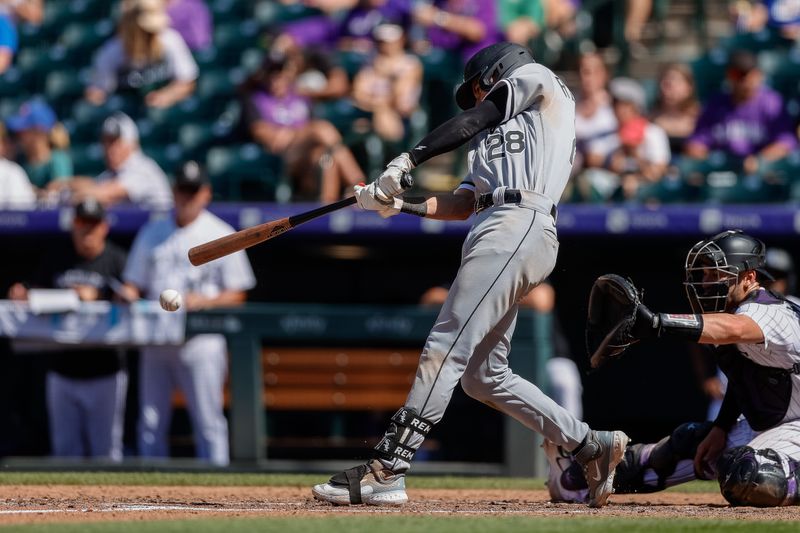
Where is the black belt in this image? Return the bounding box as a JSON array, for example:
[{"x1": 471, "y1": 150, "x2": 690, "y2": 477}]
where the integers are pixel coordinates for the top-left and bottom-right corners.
[{"x1": 474, "y1": 189, "x2": 558, "y2": 220}]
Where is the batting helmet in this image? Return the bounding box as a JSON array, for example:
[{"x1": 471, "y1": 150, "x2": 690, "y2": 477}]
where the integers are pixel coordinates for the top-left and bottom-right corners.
[
  {"x1": 684, "y1": 230, "x2": 771, "y2": 313},
  {"x1": 455, "y1": 42, "x2": 535, "y2": 110}
]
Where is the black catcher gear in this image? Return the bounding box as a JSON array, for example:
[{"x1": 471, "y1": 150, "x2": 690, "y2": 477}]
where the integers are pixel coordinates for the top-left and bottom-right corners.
[{"x1": 685, "y1": 230, "x2": 771, "y2": 314}]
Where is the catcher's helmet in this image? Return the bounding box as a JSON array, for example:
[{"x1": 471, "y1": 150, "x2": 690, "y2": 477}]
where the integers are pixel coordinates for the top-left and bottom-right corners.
[
  {"x1": 455, "y1": 42, "x2": 534, "y2": 110},
  {"x1": 684, "y1": 230, "x2": 771, "y2": 313}
]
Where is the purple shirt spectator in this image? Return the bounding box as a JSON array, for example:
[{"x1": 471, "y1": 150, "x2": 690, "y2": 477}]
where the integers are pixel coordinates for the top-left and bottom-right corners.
[
  {"x1": 167, "y1": 0, "x2": 213, "y2": 51},
  {"x1": 282, "y1": 16, "x2": 338, "y2": 48},
  {"x1": 340, "y1": 0, "x2": 413, "y2": 40},
  {"x1": 687, "y1": 86, "x2": 797, "y2": 158},
  {"x1": 426, "y1": 0, "x2": 500, "y2": 62},
  {"x1": 249, "y1": 90, "x2": 311, "y2": 128}
]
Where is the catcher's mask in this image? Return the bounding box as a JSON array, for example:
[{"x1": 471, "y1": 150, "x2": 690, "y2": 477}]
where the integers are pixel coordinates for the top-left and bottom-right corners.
[{"x1": 684, "y1": 230, "x2": 771, "y2": 313}]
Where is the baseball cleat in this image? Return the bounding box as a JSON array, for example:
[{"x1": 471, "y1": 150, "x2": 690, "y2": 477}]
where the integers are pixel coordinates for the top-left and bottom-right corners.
[
  {"x1": 574, "y1": 430, "x2": 630, "y2": 508},
  {"x1": 542, "y1": 439, "x2": 589, "y2": 504},
  {"x1": 312, "y1": 459, "x2": 408, "y2": 506}
]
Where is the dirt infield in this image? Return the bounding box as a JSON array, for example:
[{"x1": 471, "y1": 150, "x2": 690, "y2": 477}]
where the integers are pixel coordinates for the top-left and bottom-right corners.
[{"x1": 1, "y1": 485, "x2": 800, "y2": 525}]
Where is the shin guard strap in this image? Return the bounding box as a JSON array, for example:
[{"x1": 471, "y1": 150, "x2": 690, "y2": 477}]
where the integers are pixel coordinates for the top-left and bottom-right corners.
[
  {"x1": 374, "y1": 436, "x2": 417, "y2": 463},
  {"x1": 391, "y1": 408, "x2": 434, "y2": 436},
  {"x1": 329, "y1": 464, "x2": 368, "y2": 504}
]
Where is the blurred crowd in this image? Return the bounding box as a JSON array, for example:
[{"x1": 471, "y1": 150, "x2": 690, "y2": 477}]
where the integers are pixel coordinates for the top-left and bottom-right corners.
[{"x1": 0, "y1": 0, "x2": 799, "y2": 210}]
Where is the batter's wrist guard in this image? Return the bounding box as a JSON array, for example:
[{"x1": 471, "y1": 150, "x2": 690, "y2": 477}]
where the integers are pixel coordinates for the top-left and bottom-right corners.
[
  {"x1": 374, "y1": 407, "x2": 434, "y2": 464},
  {"x1": 655, "y1": 313, "x2": 704, "y2": 341}
]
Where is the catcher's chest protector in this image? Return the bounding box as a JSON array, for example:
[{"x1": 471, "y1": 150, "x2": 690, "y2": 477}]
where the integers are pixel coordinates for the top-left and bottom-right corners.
[{"x1": 716, "y1": 291, "x2": 800, "y2": 431}]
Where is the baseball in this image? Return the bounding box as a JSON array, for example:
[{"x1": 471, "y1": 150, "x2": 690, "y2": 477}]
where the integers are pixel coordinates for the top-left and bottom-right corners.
[{"x1": 159, "y1": 289, "x2": 182, "y2": 312}]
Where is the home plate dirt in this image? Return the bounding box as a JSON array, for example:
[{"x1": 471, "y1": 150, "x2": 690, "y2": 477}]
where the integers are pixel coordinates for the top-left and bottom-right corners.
[{"x1": 1, "y1": 486, "x2": 799, "y2": 524}]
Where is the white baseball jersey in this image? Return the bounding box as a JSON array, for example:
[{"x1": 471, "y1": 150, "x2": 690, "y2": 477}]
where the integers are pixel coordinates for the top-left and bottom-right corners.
[
  {"x1": 97, "y1": 151, "x2": 174, "y2": 211},
  {"x1": 735, "y1": 291, "x2": 800, "y2": 423},
  {"x1": 460, "y1": 62, "x2": 577, "y2": 204},
  {"x1": 124, "y1": 209, "x2": 255, "y2": 298}
]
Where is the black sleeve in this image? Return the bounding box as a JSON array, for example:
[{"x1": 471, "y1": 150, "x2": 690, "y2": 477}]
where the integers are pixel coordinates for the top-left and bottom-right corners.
[
  {"x1": 713, "y1": 390, "x2": 741, "y2": 432},
  {"x1": 408, "y1": 85, "x2": 507, "y2": 166}
]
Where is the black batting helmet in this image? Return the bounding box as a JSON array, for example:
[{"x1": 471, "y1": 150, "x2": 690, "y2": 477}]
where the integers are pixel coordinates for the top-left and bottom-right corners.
[
  {"x1": 684, "y1": 230, "x2": 771, "y2": 313},
  {"x1": 455, "y1": 42, "x2": 534, "y2": 110}
]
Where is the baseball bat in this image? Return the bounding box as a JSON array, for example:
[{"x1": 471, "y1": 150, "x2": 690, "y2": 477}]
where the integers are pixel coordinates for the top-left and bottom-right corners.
[{"x1": 188, "y1": 175, "x2": 413, "y2": 266}]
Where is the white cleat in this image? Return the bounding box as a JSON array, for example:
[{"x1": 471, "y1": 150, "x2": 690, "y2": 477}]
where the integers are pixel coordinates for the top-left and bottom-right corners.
[{"x1": 312, "y1": 460, "x2": 408, "y2": 506}]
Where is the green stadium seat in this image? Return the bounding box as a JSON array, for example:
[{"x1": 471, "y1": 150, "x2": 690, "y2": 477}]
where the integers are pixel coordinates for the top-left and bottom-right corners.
[
  {"x1": 45, "y1": 69, "x2": 91, "y2": 116},
  {"x1": 0, "y1": 96, "x2": 28, "y2": 120},
  {"x1": 193, "y1": 47, "x2": 222, "y2": 70},
  {"x1": 254, "y1": 1, "x2": 320, "y2": 29},
  {"x1": 721, "y1": 28, "x2": 793, "y2": 53},
  {"x1": 15, "y1": 47, "x2": 69, "y2": 93},
  {"x1": 240, "y1": 48, "x2": 265, "y2": 74},
  {"x1": 69, "y1": 143, "x2": 106, "y2": 177},
  {"x1": 210, "y1": 0, "x2": 253, "y2": 24},
  {"x1": 206, "y1": 143, "x2": 283, "y2": 201},
  {"x1": 178, "y1": 121, "x2": 216, "y2": 159},
  {"x1": 196, "y1": 69, "x2": 247, "y2": 114},
  {"x1": 58, "y1": 20, "x2": 115, "y2": 60},
  {"x1": 690, "y1": 49, "x2": 729, "y2": 102},
  {"x1": 0, "y1": 68, "x2": 28, "y2": 99},
  {"x1": 213, "y1": 21, "x2": 260, "y2": 64},
  {"x1": 765, "y1": 49, "x2": 800, "y2": 102},
  {"x1": 144, "y1": 143, "x2": 185, "y2": 174},
  {"x1": 701, "y1": 173, "x2": 780, "y2": 203}
]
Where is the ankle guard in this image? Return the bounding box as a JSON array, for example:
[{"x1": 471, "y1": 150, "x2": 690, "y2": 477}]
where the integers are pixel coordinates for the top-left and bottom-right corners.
[
  {"x1": 329, "y1": 464, "x2": 369, "y2": 504},
  {"x1": 374, "y1": 407, "x2": 434, "y2": 464}
]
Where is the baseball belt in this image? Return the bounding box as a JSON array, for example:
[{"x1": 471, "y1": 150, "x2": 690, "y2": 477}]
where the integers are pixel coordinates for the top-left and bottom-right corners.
[{"x1": 474, "y1": 188, "x2": 558, "y2": 222}]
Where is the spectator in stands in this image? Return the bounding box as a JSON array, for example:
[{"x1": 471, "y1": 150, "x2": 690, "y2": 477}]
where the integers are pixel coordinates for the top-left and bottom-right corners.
[
  {"x1": 5, "y1": 99, "x2": 73, "y2": 191},
  {"x1": 624, "y1": 0, "x2": 652, "y2": 48},
  {"x1": 412, "y1": 0, "x2": 500, "y2": 63},
  {"x1": 293, "y1": 47, "x2": 350, "y2": 102},
  {"x1": 420, "y1": 281, "x2": 583, "y2": 419},
  {"x1": 338, "y1": 0, "x2": 413, "y2": 54},
  {"x1": 7, "y1": 198, "x2": 129, "y2": 461},
  {"x1": 730, "y1": 0, "x2": 800, "y2": 39},
  {"x1": 0, "y1": 0, "x2": 43, "y2": 70},
  {"x1": 0, "y1": 11, "x2": 16, "y2": 73},
  {"x1": 498, "y1": 0, "x2": 545, "y2": 45},
  {"x1": 352, "y1": 24, "x2": 422, "y2": 142},
  {"x1": 684, "y1": 50, "x2": 797, "y2": 176},
  {"x1": 164, "y1": 0, "x2": 212, "y2": 51},
  {"x1": 0, "y1": 123, "x2": 36, "y2": 209},
  {"x1": 583, "y1": 77, "x2": 670, "y2": 201},
  {"x1": 573, "y1": 52, "x2": 617, "y2": 176},
  {"x1": 63, "y1": 113, "x2": 173, "y2": 211},
  {"x1": 123, "y1": 161, "x2": 256, "y2": 466},
  {"x1": 241, "y1": 52, "x2": 366, "y2": 202},
  {"x1": 651, "y1": 63, "x2": 700, "y2": 155},
  {"x1": 85, "y1": 0, "x2": 198, "y2": 109}
]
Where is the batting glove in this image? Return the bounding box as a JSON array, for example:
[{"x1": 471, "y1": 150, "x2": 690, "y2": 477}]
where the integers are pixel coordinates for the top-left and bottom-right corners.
[
  {"x1": 374, "y1": 153, "x2": 415, "y2": 202},
  {"x1": 354, "y1": 184, "x2": 402, "y2": 218}
]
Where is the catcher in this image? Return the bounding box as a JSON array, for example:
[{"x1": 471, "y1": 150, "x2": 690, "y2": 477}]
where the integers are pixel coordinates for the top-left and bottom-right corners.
[{"x1": 550, "y1": 229, "x2": 800, "y2": 507}]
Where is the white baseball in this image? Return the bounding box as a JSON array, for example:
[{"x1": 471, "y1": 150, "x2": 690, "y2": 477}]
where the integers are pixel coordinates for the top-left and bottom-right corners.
[{"x1": 159, "y1": 289, "x2": 183, "y2": 312}]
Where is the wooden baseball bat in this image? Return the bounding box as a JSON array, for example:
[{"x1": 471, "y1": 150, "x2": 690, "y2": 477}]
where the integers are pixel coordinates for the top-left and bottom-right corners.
[{"x1": 188, "y1": 176, "x2": 413, "y2": 266}]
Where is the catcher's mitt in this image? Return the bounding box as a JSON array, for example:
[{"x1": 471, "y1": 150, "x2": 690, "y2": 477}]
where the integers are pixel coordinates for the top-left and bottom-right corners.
[{"x1": 586, "y1": 274, "x2": 644, "y2": 369}]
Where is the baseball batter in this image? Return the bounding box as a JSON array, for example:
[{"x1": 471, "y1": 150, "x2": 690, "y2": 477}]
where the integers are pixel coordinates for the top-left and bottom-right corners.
[
  {"x1": 548, "y1": 230, "x2": 800, "y2": 507},
  {"x1": 313, "y1": 42, "x2": 628, "y2": 508}
]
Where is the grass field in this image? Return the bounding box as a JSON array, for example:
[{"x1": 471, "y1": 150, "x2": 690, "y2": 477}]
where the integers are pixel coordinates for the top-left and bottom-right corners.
[{"x1": 0, "y1": 472, "x2": 796, "y2": 532}]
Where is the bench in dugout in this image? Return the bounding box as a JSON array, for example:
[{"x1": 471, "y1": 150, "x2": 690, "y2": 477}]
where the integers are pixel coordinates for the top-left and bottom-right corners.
[{"x1": 172, "y1": 347, "x2": 420, "y2": 455}]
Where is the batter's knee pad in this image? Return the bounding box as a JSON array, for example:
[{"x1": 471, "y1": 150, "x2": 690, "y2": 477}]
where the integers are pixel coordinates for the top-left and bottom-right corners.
[{"x1": 717, "y1": 446, "x2": 798, "y2": 507}]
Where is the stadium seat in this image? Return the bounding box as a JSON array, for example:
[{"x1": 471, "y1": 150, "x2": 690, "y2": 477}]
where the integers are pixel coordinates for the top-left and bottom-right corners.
[
  {"x1": 765, "y1": 49, "x2": 800, "y2": 102},
  {"x1": 210, "y1": 0, "x2": 253, "y2": 24},
  {"x1": 212, "y1": 21, "x2": 260, "y2": 64},
  {"x1": 15, "y1": 47, "x2": 69, "y2": 93},
  {"x1": 58, "y1": 20, "x2": 115, "y2": 60},
  {"x1": 700, "y1": 173, "x2": 778, "y2": 203},
  {"x1": 690, "y1": 49, "x2": 729, "y2": 102},
  {"x1": 196, "y1": 68, "x2": 247, "y2": 115},
  {"x1": 206, "y1": 143, "x2": 283, "y2": 201},
  {"x1": 45, "y1": 69, "x2": 91, "y2": 116},
  {"x1": 254, "y1": 0, "x2": 320, "y2": 29},
  {"x1": 240, "y1": 48, "x2": 265, "y2": 74},
  {"x1": 69, "y1": 143, "x2": 106, "y2": 177},
  {"x1": 721, "y1": 28, "x2": 793, "y2": 53},
  {"x1": 0, "y1": 68, "x2": 28, "y2": 99},
  {"x1": 144, "y1": 143, "x2": 185, "y2": 175}
]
